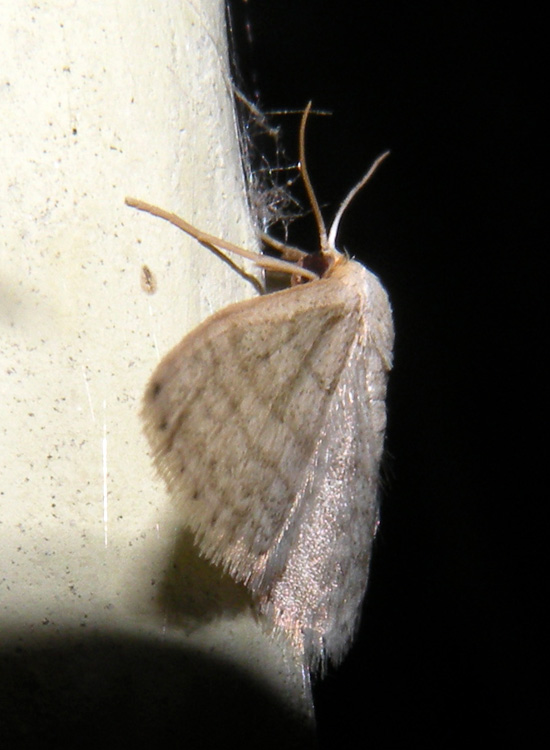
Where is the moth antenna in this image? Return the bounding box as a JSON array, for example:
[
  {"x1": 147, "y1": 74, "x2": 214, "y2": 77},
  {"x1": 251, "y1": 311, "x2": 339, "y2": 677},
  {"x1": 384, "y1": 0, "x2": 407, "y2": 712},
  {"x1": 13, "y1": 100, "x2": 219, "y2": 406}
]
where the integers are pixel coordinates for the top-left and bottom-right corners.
[
  {"x1": 327, "y1": 150, "x2": 390, "y2": 251},
  {"x1": 125, "y1": 197, "x2": 319, "y2": 281},
  {"x1": 299, "y1": 102, "x2": 329, "y2": 255}
]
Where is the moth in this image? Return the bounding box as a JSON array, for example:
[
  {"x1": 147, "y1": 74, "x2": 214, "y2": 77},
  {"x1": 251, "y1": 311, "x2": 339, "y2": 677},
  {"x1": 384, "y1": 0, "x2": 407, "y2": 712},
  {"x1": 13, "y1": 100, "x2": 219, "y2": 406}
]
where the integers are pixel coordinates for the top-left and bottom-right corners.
[{"x1": 126, "y1": 103, "x2": 394, "y2": 674}]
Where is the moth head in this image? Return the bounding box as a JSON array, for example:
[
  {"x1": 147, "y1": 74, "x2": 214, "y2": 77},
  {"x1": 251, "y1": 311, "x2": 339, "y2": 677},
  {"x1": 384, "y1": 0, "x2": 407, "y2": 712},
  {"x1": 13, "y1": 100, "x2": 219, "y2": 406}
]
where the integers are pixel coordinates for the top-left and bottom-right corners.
[{"x1": 125, "y1": 104, "x2": 389, "y2": 291}]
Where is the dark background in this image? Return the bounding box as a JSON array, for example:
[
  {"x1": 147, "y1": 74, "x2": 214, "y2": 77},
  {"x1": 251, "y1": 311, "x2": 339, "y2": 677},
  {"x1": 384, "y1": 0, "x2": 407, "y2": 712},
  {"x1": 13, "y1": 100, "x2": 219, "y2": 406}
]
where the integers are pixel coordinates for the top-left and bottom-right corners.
[{"x1": 228, "y1": 2, "x2": 542, "y2": 747}]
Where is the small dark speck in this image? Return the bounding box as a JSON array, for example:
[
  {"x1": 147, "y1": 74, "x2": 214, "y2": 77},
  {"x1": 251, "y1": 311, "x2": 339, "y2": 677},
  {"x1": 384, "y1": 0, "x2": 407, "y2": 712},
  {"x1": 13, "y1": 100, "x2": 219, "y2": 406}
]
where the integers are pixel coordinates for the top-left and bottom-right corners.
[
  {"x1": 72, "y1": 127, "x2": 77, "y2": 135},
  {"x1": 151, "y1": 381, "x2": 163, "y2": 398},
  {"x1": 159, "y1": 420, "x2": 168, "y2": 431},
  {"x1": 192, "y1": 490, "x2": 200, "y2": 501},
  {"x1": 141, "y1": 264, "x2": 157, "y2": 294}
]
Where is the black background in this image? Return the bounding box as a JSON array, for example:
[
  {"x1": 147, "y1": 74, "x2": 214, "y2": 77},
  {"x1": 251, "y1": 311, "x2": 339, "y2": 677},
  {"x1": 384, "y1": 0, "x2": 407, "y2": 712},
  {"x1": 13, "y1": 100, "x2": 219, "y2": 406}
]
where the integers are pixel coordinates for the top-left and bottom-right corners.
[{"x1": 228, "y1": 2, "x2": 542, "y2": 747}]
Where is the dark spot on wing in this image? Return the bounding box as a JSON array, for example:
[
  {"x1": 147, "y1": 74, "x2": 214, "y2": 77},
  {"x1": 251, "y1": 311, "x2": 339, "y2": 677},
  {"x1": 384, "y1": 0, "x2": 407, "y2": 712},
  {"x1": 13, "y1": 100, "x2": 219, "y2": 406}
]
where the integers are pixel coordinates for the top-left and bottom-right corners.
[{"x1": 150, "y1": 381, "x2": 163, "y2": 399}]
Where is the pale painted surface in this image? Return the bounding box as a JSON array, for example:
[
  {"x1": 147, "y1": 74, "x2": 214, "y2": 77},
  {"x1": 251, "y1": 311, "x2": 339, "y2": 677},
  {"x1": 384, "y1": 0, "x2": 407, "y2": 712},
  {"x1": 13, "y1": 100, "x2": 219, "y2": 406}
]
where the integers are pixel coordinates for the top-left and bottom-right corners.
[{"x1": 0, "y1": 0, "x2": 311, "y2": 730}]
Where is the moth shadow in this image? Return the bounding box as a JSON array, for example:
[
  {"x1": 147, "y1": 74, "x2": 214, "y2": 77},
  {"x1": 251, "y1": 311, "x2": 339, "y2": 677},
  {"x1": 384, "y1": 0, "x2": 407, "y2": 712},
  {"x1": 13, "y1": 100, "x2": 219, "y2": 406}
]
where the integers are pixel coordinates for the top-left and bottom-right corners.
[
  {"x1": 0, "y1": 629, "x2": 315, "y2": 748},
  {"x1": 157, "y1": 529, "x2": 254, "y2": 627}
]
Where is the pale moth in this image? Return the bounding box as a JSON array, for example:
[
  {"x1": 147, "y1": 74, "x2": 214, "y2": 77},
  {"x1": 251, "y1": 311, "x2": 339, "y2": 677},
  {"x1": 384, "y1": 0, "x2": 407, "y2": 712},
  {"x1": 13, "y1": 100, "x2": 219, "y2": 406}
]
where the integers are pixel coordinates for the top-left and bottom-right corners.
[{"x1": 126, "y1": 103, "x2": 394, "y2": 674}]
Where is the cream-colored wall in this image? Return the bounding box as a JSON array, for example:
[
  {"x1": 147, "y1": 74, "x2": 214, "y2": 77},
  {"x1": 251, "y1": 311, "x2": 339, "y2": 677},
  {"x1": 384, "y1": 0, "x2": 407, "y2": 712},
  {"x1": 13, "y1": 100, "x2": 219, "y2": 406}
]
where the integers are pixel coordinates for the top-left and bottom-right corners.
[{"x1": 0, "y1": 0, "x2": 312, "y2": 732}]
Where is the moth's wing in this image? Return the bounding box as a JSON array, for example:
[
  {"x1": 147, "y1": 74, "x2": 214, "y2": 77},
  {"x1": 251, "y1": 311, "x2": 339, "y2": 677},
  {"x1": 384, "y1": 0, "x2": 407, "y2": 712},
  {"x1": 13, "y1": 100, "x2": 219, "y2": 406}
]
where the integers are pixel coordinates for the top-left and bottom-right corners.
[
  {"x1": 259, "y1": 269, "x2": 393, "y2": 671},
  {"x1": 250, "y1": 263, "x2": 394, "y2": 670},
  {"x1": 141, "y1": 273, "x2": 362, "y2": 585}
]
